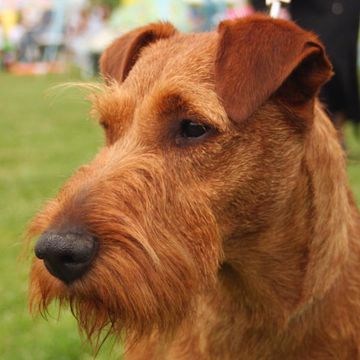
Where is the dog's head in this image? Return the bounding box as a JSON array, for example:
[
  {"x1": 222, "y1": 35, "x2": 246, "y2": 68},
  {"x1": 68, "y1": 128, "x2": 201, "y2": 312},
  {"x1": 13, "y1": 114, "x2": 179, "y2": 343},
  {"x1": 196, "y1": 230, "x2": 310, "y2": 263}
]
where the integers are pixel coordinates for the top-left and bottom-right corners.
[{"x1": 29, "y1": 15, "x2": 347, "y2": 345}]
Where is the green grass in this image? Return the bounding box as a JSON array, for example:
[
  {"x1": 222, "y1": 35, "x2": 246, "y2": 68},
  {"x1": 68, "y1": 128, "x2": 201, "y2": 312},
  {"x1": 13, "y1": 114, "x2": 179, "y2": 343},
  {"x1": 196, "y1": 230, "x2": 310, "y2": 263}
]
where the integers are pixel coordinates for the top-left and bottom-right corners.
[
  {"x1": 0, "y1": 72, "x2": 122, "y2": 359},
  {"x1": 0, "y1": 71, "x2": 359, "y2": 359},
  {"x1": 346, "y1": 126, "x2": 360, "y2": 201}
]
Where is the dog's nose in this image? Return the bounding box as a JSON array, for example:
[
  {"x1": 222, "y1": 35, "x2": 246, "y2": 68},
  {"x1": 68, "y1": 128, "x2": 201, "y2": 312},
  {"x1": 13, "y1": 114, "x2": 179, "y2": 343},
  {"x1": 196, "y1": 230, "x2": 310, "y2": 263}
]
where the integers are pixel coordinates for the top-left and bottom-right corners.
[{"x1": 34, "y1": 230, "x2": 98, "y2": 284}]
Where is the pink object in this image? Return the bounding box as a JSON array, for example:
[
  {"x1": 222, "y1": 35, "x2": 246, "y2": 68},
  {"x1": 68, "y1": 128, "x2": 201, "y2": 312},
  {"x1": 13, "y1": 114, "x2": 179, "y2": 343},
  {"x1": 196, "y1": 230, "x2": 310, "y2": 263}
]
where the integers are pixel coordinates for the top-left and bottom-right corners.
[
  {"x1": 226, "y1": 6, "x2": 290, "y2": 21},
  {"x1": 226, "y1": 6, "x2": 255, "y2": 19}
]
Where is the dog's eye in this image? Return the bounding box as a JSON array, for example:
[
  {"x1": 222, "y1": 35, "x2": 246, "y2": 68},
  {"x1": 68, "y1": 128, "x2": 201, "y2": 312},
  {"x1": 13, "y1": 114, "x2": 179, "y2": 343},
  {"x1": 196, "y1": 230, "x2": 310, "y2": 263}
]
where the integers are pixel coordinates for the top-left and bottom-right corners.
[{"x1": 181, "y1": 120, "x2": 209, "y2": 138}]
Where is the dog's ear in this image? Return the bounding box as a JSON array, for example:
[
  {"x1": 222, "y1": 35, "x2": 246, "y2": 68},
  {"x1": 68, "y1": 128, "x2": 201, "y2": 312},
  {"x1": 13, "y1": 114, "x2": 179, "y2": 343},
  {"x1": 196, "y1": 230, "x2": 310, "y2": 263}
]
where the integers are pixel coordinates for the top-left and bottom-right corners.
[
  {"x1": 215, "y1": 16, "x2": 333, "y2": 123},
  {"x1": 100, "y1": 22, "x2": 177, "y2": 83}
]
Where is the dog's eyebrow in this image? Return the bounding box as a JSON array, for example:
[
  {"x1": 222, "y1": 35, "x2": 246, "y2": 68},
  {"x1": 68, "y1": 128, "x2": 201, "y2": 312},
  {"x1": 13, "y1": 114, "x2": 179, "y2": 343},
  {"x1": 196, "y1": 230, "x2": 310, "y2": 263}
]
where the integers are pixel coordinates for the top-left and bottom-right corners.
[
  {"x1": 90, "y1": 85, "x2": 135, "y2": 126},
  {"x1": 152, "y1": 87, "x2": 230, "y2": 131}
]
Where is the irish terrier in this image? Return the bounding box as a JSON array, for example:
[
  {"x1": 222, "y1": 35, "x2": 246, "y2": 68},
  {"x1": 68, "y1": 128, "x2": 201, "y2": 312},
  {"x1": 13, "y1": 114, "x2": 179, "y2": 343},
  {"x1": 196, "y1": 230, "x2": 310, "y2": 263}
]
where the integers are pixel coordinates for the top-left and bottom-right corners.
[{"x1": 29, "y1": 15, "x2": 360, "y2": 359}]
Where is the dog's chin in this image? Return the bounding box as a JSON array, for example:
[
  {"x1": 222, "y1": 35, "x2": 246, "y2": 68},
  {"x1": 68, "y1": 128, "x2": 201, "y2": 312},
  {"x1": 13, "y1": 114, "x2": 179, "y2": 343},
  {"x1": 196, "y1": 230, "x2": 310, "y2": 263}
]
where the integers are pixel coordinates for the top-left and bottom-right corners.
[
  {"x1": 30, "y1": 266, "x2": 140, "y2": 344},
  {"x1": 30, "y1": 258, "x2": 197, "y2": 345}
]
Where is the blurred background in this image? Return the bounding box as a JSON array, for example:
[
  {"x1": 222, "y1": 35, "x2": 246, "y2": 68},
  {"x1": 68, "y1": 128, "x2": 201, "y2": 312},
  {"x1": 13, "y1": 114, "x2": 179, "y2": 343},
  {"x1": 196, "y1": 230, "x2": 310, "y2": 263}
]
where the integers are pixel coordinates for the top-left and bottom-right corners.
[
  {"x1": 0, "y1": 0, "x2": 359, "y2": 359},
  {"x1": 0, "y1": 0, "x2": 258, "y2": 78}
]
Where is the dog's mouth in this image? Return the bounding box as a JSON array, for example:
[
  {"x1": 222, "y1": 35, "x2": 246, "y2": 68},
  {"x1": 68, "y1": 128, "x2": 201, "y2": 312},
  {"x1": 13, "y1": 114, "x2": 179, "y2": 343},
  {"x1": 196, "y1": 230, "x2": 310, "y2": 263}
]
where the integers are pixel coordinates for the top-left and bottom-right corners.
[{"x1": 30, "y1": 238, "x2": 208, "y2": 344}]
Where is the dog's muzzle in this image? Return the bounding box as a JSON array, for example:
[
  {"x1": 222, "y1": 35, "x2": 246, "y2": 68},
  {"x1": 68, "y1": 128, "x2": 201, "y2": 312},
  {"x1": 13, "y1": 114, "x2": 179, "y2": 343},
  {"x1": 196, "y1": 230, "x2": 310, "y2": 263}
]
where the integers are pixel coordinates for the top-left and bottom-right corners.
[{"x1": 34, "y1": 229, "x2": 98, "y2": 284}]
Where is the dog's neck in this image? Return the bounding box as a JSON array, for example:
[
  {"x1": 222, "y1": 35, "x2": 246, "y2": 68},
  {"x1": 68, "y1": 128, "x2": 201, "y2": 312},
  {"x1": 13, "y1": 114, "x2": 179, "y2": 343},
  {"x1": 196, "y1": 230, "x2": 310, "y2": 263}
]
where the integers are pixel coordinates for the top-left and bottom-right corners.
[
  {"x1": 181, "y1": 105, "x2": 357, "y2": 357},
  {"x1": 225, "y1": 104, "x2": 351, "y2": 307},
  {"x1": 220, "y1": 107, "x2": 349, "y2": 299},
  {"x1": 207, "y1": 104, "x2": 357, "y2": 350},
  {"x1": 300, "y1": 104, "x2": 352, "y2": 301}
]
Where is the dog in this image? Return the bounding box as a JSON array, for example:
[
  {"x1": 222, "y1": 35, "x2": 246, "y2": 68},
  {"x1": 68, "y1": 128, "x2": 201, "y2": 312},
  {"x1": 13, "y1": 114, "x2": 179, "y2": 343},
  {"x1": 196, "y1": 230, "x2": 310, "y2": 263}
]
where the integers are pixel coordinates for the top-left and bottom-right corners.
[{"x1": 28, "y1": 15, "x2": 360, "y2": 359}]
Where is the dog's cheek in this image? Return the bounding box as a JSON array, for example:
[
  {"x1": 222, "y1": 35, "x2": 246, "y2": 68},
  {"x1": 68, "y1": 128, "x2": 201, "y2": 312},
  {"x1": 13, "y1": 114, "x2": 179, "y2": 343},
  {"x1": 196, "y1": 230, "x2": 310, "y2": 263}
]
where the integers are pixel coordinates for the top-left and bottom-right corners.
[{"x1": 206, "y1": 118, "x2": 303, "y2": 240}]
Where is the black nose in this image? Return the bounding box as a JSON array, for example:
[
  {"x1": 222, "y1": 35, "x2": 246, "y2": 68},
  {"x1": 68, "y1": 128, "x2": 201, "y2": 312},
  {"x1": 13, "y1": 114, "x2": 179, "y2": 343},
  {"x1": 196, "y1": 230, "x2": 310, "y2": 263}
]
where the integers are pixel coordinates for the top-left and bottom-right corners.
[{"x1": 35, "y1": 230, "x2": 98, "y2": 284}]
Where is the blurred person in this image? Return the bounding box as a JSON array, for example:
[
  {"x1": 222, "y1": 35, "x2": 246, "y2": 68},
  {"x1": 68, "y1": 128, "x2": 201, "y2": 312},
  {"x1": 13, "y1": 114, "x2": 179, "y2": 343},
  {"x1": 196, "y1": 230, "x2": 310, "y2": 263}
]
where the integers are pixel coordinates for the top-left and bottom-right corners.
[
  {"x1": 252, "y1": 0, "x2": 360, "y2": 133},
  {"x1": 110, "y1": 0, "x2": 190, "y2": 33},
  {"x1": 66, "y1": 5, "x2": 109, "y2": 77},
  {"x1": 18, "y1": 9, "x2": 54, "y2": 62},
  {"x1": 36, "y1": 0, "x2": 65, "y2": 62},
  {"x1": 0, "y1": 19, "x2": 4, "y2": 69},
  {"x1": 8, "y1": 12, "x2": 26, "y2": 50},
  {"x1": 185, "y1": 0, "x2": 227, "y2": 32},
  {"x1": 0, "y1": 9, "x2": 21, "y2": 68}
]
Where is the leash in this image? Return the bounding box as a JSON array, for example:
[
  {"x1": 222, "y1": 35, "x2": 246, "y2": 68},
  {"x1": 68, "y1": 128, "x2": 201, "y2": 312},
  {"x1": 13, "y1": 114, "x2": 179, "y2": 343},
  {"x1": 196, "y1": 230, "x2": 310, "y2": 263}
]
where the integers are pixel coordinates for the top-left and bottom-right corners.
[{"x1": 266, "y1": 0, "x2": 291, "y2": 18}]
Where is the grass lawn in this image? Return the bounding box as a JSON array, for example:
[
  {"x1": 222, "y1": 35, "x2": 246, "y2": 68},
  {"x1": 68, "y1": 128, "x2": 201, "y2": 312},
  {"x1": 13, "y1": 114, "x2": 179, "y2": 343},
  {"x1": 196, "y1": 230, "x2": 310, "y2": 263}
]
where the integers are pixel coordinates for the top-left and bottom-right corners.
[
  {"x1": 0, "y1": 72, "x2": 122, "y2": 359},
  {"x1": 0, "y1": 71, "x2": 359, "y2": 359}
]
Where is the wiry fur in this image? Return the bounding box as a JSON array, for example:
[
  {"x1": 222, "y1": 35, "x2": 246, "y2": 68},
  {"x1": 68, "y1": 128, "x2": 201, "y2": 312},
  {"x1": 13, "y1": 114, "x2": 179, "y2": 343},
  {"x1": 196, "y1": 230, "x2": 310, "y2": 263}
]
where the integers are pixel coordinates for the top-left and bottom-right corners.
[{"x1": 29, "y1": 15, "x2": 360, "y2": 359}]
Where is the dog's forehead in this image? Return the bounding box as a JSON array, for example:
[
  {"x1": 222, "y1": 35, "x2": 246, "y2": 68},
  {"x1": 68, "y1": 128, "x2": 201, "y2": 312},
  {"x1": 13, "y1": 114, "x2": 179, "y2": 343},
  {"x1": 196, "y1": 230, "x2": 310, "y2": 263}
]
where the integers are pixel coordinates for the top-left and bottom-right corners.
[{"x1": 124, "y1": 32, "x2": 218, "y2": 96}]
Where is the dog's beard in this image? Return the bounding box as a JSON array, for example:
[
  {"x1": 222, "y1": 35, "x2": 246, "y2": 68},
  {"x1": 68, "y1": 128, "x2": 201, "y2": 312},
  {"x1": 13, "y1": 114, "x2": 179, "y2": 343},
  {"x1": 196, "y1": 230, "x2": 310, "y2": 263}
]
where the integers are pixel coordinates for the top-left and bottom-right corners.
[
  {"x1": 30, "y1": 225, "x2": 219, "y2": 347},
  {"x1": 28, "y1": 160, "x2": 221, "y2": 347}
]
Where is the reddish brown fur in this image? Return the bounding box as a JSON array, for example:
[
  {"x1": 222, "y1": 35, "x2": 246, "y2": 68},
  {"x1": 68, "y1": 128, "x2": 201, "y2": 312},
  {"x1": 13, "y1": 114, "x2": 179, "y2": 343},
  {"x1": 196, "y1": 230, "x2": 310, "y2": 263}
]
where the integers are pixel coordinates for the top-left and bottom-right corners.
[{"x1": 29, "y1": 15, "x2": 360, "y2": 359}]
